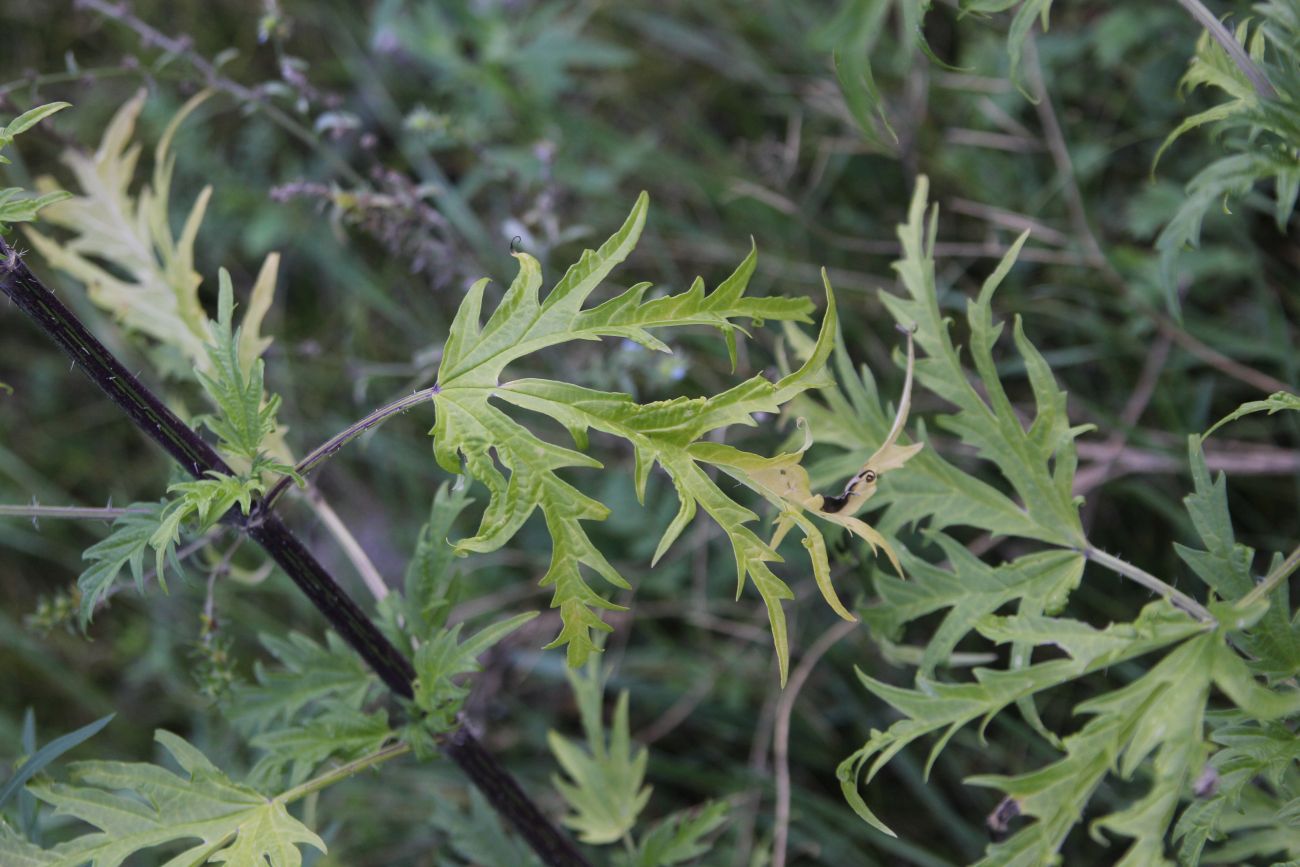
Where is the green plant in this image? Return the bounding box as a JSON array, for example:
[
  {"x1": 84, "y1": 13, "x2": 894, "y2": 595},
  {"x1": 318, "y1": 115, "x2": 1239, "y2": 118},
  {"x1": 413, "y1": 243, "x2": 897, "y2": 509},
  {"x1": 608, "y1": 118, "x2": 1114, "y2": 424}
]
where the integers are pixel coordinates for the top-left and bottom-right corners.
[
  {"x1": 0, "y1": 102, "x2": 72, "y2": 228},
  {"x1": 0, "y1": 116, "x2": 850, "y2": 861},
  {"x1": 813, "y1": 180, "x2": 1300, "y2": 864},
  {"x1": 1155, "y1": 0, "x2": 1300, "y2": 313},
  {"x1": 3, "y1": 2, "x2": 1299, "y2": 865},
  {"x1": 2, "y1": 730, "x2": 330, "y2": 867},
  {"x1": 828, "y1": 0, "x2": 1059, "y2": 146},
  {"x1": 548, "y1": 657, "x2": 727, "y2": 863}
]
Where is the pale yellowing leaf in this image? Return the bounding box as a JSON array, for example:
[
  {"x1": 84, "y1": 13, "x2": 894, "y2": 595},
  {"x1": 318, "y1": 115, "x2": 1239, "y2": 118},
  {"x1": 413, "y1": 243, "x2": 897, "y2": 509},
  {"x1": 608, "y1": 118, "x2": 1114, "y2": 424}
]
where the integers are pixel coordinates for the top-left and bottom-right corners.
[
  {"x1": 431, "y1": 194, "x2": 834, "y2": 681},
  {"x1": 24, "y1": 89, "x2": 281, "y2": 385}
]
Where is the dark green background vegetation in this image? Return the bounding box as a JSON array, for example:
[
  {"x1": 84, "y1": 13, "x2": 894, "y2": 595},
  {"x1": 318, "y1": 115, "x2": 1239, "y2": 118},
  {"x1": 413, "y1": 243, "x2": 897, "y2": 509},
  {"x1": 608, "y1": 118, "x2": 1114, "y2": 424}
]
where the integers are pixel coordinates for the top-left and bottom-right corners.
[{"x1": 1, "y1": 1, "x2": 1295, "y2": 864}]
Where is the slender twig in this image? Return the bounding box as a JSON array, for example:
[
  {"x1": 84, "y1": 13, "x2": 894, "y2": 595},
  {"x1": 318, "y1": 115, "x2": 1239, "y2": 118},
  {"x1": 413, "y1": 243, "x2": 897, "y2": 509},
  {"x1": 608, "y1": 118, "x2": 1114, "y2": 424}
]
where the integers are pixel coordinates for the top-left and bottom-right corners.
[
  {"x1": 201, "y1": 538, "x2": 243, "y2": 639},
  {"x1": 305, "y1": 488, "x2": 389, "y2": 601},
  {"x1": 772, "y1": 618, "x2": 859, "y2": 867},
  {"x1": 1024, "y1": 33, "x2": 1290, "y2": 396},
  {"x1": 262, "y1": 386, "x2": 438, "y2": 510},
  {"x1": 74, "y1": 0, "x2": 365, "y2": 186},
  {"x1": 634, "y1": 665, "x2": 724, "y2": 746},
  {"x1": 944, "y1": 128, "x2": 1043, "y2": 153},
  {"x1": 1023, "y1": 35, "x2": 1106, "y2": 272},
  {"x1": 1153, "y1": 319, "x2": 1291, "y2": 394},
  {"x1": 731, "y1": 679, "x2": 781, "y2": 867},
  {"x1": 0, "y1": 238, "x2": 590, "y2": 867},
  {"x1": 947, "y1": 197, "x2": 1070, "y2": 247},
  {"x1": 1084, "y1": 545, "x2": 1217, "y2": 624},
  {"x1": 634, "y1": 605, "x2": 769, "y2": 745},
  {"x1": 0, "y1": 66, "x2": 146, "y2": 98},
  {"x1": 1174, "y1": 0, "x2": 1277, "y2": 99},
  {"x1": 1079, "y1": 333, "x2": 1173, "y2": 519},
  {"x1": 1085, "y1": 441, "x2": 1300, "y2": 476},
  {"x1": 279, "y1": 740, "x2": 412, "y2": 805},
  {"x1": 0, "y1": 503, "x2": 147, "y2": 520},
  {"x1": 1240, "y1": 545, "x2": 1300, "y2": 609}
]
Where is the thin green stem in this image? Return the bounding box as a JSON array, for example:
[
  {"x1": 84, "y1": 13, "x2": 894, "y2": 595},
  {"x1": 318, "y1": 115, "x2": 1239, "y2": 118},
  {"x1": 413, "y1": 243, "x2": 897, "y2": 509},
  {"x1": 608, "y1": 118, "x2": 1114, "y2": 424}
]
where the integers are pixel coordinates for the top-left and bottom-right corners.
[
  {"x1": 1084, "y1": 545, "x2": 1217, "y2": 624},
  {"x1": 1240, "y1": 545, "x2": 1300, "y2": 609},
  {"x1": 261, "y1": 385, "x2": 439, "y2": 511},
  {"x1": 0, "y1": 66, "x2": 146, "y2": 98},
  {"x1": 0, "y1": 504, "x2": 146, "y2": 520},
  {"x1": 278, "y1": 741, "x2": 411, "y2": 806}
]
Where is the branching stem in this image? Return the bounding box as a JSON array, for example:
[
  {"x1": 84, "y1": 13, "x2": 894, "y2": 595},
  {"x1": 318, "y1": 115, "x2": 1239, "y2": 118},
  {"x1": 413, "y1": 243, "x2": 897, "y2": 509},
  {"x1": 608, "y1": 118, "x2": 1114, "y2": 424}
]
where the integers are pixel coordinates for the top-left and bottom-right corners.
[
  {"x1": 1084, "y1": 545, "x2": 1217, "y2": 624},
  {"x1": 0, "y1": 237, "x2": 591, "y2": 867},
  {"x1": 74, "y1": 0, "x2": 366, "y2": 186}
]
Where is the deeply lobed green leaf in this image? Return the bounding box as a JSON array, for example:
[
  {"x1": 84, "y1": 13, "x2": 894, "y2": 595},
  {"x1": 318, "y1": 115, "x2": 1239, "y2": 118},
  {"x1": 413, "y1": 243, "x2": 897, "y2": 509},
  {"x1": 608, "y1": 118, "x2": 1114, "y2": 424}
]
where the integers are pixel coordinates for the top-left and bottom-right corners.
[
  {"x1": 25, "y1": 90, "x2": 283, "y2": 386},
  {"x1": 75, "y1": 503, "x2": 169, "y2": 627},
  {"x1": 788, "y1": 178, "x2": 1091, "y2": 705},
  {"x1": 1154, "y1": 5, "x2": 1300, "y2": 309},
  {"x1": 823, "y1": 178, "x2": 1300, "y2": 865},
  {"x1": 548, "y1": 659, "x2": 652, "y2": 845},
  {"x1": 0, "y1": 101, "x2": 72, "y2": 230},
  {"x1": 619, "y1": 801, "x2": 729, "y2": 867},
  {"x1": 226, "y1": 631, "x2": 378, "y2": 737},
  {"x1": 405, "y1": 611, "x2": 538, "y2": 753},
  {"x1": 1204, "y1": 390, "x2": 1300, "y2": 438},
  {"x1": 1178, "y1": 436, "x2": 1300, "y2": 679},
  {"x1": 8, "y1": 731, "x2": 325, "y2": 867},
  {"x1": 836, "y1": 601, "x2": 1205, "y2": 837},
  {"x1": 430, "y1": 193, "x2": 843, "y2": 681},
  {"x1": 195, "y1": 269, "x2": 288, "y2": 463},
  {"x1": 247, "y1": 706, "x2": 391, "y2": 789}
]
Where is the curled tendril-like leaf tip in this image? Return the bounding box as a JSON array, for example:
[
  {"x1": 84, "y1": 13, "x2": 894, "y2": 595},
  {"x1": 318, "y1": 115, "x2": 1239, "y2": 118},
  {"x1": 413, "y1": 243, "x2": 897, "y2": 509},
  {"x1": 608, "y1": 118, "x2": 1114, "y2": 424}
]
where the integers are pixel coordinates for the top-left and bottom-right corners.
[{"x1": 819, "y1": 327, "x2": 922, "y2": 518}]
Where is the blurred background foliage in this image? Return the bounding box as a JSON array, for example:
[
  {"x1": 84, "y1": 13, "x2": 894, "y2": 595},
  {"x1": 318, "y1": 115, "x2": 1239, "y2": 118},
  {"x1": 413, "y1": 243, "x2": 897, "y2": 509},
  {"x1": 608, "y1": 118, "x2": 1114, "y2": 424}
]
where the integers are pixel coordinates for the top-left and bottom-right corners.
[{"x1": 0, "y1": 0, "x2": 1296, "y2": 864}]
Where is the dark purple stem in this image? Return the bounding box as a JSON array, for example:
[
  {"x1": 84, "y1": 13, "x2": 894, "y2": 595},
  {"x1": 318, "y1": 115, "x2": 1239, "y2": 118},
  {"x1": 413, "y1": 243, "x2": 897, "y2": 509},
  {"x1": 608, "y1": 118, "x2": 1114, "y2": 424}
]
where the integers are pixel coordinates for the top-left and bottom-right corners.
[{"x1": 0, "y1": 239, "x2": 590, "y2": 867}]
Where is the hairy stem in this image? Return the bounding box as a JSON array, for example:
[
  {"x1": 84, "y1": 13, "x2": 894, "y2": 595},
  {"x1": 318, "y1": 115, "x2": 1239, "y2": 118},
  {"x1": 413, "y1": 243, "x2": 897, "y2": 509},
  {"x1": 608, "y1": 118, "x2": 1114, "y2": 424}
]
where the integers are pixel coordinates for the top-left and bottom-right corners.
[
  {"x1": 1084, "y1": 545, "x2": 1217, "y2": 624},
  {"x1": 245, "y1": 512, "x2": 414, "y2": 691},
  {"x1": 0, "y1": 239, "x2": 591, "y2": 867},
  {"x1": 279, "y1": 740, "x2": 412, "y2": 806},
  {"x1": 0, "y1": 504, "x2": 146, "y2": 520},
  {"x1": 262, "y1": 386, "x2": 438, "y2": 510}
]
